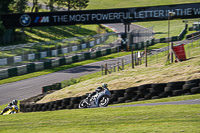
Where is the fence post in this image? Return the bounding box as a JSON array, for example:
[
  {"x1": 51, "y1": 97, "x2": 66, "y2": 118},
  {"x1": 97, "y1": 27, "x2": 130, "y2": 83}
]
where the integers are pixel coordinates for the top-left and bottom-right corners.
[
  {"x1": 117, "y1": 61, "x2": 119, "y2": 71},
  {"x1": 145, "y1": 47, "x2": 147, "y2": 67},
  {"x1": 105, "y1": 63, "x2": 108, "y2": 75},
  {"x1": 171, "y1": 42, "x2": 174, "y2": 63},
  {"x1": 131, "y1": 45, "x2": 134, "y2": 69},
  {"x1": 101, "y1": 65, "x2": 104, "y2": 76},
  {"x1": 122, "y1": 58, "x2": 124, "y2": 70}
]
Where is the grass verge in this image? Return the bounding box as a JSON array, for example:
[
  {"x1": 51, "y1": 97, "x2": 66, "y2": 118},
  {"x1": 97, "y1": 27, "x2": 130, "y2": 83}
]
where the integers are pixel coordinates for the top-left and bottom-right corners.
[{"x1": 0, "y1": 104, "x2": 199, "y2": 133}]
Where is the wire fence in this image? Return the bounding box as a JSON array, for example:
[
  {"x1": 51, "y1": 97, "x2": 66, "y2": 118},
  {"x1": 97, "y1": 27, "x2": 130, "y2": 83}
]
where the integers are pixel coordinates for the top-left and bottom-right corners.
[{"x1": 101, "y1": 34, "x2": 200, "y2": 76}]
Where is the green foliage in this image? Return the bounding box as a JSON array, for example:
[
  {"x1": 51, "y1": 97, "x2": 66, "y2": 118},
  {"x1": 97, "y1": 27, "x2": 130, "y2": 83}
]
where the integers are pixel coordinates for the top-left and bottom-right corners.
[
  {"x1": 0, "y1": 0, "x2": 14, "y2": 14},
  {"x1": 11, "y1": 0, "x2": 28, "y2": 13},
  {"x1": 61, "y1": 78, "x2": 80, "y2": 88},
  {"x1": 74, "y1": 0, "x2": 89, "y2": 10},
  {"x1": 0, "y1": 21, "x2": 5, "y2": 36}
]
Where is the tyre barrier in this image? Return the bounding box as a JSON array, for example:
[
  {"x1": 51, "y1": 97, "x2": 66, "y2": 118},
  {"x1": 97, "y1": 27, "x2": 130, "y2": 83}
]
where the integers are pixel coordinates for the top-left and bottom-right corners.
[{"x1": 20, "y1": 78, "x2": 200, "y2": 112}]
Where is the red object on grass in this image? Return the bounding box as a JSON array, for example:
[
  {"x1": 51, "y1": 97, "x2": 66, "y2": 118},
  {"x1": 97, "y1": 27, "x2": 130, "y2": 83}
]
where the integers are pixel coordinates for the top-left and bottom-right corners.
[{"x1": 172, "y1": 44, "x2": 186, "y2": 61}]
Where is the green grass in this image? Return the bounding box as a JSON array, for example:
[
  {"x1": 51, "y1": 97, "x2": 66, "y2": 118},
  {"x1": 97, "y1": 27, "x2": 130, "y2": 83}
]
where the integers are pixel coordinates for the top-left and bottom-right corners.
[
  {"x1": 0, "y1": 104, "x2": 199, "y2": 133},
  {"x1": 87, "y1": 0, "x2": 200, "y2": 9}
]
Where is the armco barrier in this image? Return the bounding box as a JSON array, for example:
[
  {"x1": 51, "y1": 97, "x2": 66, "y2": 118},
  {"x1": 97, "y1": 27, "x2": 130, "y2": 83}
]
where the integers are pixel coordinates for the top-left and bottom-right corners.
[
  {"x1": 20, "y1": 78, "x2": 200, "y2": 112},
  {"x1": 0, "y1": 34, "x2": 108, "y2": 66},
  {"x1": 0, "y1": 47, "x2": 119, "y2": 80}
]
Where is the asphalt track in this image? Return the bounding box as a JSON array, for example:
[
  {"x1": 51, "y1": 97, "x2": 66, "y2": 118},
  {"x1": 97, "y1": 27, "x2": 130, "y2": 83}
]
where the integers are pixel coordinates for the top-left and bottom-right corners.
[{"x1": 109, "y1": 99, "x2": 200, "y2": 108}]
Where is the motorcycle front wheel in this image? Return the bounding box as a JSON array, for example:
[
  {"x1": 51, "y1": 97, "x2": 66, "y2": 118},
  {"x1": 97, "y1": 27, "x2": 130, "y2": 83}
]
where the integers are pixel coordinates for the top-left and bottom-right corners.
[
  {"x1": 79, "y1": 100, "x2": 88, "y2": 109},
  {"x1": 98, "y1": 96, "x2": 110, "y2": 107}
]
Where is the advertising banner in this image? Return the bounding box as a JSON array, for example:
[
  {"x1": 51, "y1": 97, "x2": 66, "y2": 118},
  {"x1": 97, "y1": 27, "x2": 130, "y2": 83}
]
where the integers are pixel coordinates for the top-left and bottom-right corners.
[
  {"x1": 173, "y1": 44, "x2": 186, "y2": 61},
  {"x1": 2, "y1": 3, "x2": 200, "y2": 28}
]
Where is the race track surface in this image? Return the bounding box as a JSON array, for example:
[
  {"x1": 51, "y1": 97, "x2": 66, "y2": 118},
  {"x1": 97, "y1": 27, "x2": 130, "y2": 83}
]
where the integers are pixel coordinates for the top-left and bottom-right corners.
[{"x1": 109, "y1": 99, "x2": 200, "y2": 108}]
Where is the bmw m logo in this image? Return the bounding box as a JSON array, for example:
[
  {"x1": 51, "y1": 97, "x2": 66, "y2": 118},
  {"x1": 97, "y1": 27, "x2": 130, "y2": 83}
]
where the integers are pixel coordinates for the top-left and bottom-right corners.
[{"x1": 19, "y1": 14, "x2": 31, "y2": 26}]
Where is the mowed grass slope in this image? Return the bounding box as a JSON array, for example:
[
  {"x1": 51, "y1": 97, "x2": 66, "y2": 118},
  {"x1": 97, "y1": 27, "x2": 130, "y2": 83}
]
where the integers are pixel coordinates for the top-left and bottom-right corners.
[{"x1": 0, "y1": 104, "x2": 200, "y2": 133}]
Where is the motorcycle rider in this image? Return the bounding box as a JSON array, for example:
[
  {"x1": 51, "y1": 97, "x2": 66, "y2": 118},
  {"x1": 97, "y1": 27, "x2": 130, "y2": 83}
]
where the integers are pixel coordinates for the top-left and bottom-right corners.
[
  {"x1": 87, "y1": 83, "x2": 111, "y2": 107},
  {"x1": 87, "y1": 86, "x2": 103, "y2": 104},
  {"x1": 95, "y1": 83, "x2": 111, "y2": 107},
  {"x1": 0, "y1": 100, "x2": 19, "y2": 115}
]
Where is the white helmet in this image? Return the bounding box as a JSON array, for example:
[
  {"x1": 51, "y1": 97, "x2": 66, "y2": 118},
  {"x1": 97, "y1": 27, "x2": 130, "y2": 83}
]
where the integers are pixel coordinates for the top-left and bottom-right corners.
[
  {"x1": 12, "y1": 100, "x2": 18, "y2": 105},
  {"x1": 102, "y1": 83, "x2": 108, "y2": 88}
]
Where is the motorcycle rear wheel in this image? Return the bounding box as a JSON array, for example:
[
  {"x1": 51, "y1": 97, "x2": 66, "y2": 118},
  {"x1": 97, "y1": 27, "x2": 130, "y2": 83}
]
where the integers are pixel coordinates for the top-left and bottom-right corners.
[
  {"x1": 98, "y1": 96, "x2": 109, "y2": 107},
  {"x1": 79, "y1": 100, "x2": 88, "y2": 109}
]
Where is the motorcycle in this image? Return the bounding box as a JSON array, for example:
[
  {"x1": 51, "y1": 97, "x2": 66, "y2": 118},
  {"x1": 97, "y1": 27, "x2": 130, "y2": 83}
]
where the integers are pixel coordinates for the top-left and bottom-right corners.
[
  {"x1": 79, "y1": 89, "x2": 111, "y2": 108},
  {"x1": 1, "y1": 106, "x2": 18, "y2": 115}
]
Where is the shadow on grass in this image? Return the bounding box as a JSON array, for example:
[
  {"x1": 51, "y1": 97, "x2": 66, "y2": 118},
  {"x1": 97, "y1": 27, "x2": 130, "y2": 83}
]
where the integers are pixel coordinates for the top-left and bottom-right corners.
[{"x1": 24, "y1": 25, "x2": 98, "y2": 43}]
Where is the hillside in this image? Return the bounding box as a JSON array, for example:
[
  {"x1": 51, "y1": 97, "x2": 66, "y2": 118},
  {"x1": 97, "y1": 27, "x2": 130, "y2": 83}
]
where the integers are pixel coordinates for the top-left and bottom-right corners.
[{"x1": 38, "y1": 42, "x2": 200, "y2": 103}]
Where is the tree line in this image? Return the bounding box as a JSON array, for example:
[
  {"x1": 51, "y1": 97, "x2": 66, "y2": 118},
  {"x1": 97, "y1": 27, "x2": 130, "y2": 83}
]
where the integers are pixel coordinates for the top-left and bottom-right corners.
[{"x1": 0, "y1": 0, "x2": 89, "y2": 35}]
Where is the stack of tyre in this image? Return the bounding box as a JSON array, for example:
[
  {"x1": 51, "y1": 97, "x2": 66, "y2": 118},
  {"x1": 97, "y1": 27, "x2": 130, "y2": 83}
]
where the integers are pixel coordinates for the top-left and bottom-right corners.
[
  {"x1": 109, "y1": 79, "x2": 200, "y2": 104},
  {"x1": 20, "y1": 79, "x2": 200, "y2": 112},
  {"x1": 20, "y1": 96, "x2": 86, "y2": 112}
]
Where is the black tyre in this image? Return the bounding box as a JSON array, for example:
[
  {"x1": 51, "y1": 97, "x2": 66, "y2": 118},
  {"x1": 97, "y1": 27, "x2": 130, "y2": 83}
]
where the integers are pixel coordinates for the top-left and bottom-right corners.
[
  {"x1": 173, "y1": 90, "x2": 183, "y2": 96},
  {"x1": 138, "y1": 84, "x2": 152, "y2": 90},
  {"x1": 185, "y1": 79, "x2": 200, "y2": 84},
  {"x1": 58, "y1": 106, "x2": 64, "y2": 110},
  {"x1": 41, "y1": 106, "x2": 47, "y2": 111},
  {"x1": 79, "y1": 100, "x2": 87, "y2": 109},
  {"x1": 125, "y1": 100, "x2": 133, "y2": 103},
  {"x1": 137, "y1": 88, "x2": 150, "y2": 95},
  {"x1": 71, "y1": 97, "x2": 81, "y2": 104},
  {"x1": 98, "y1": 96, "x2": 110, "y2": 107},
  {"x1": 152, "y1": 96, "x2": 159, "y2": 99},
  {"x1": 55, "y1": 100, "x2": 62, "y2": 106},
  {"x1": 125, "y1": 87, "x2": 138, "y2": 93},
  {"x1": 138, "y1": 98, "x2": 146, "y2": 101},
  {"x1": 132, "y1": 94, "x2": 144, "y2": 101},
  {"x1": 118, "y1": 97, "x2": 126, "y2": 103},
  {"x1": 164, "y1": 87, "x2": 173, "y2": 92},
  {"x1": 167, "y1": 81, "x2": 185, "y2": 87},
  {"x1": 54, "y1": 104, "x2": 58, "y2": 109},
  {"x1": 73, "y1": 104, "x2": 79, "y2": 109},
  {"x1": 159, "y1": 91, "x2": 170, "y2": 98},
  {"x1": 151, "y1": 83, "x2": 167, "y2": 89},
  {"x1": 114, "y1": 89, "x2": 125, "y2": 97},
  {"x1": 150, "y1": 87, "x2": 164, "y2": 93},
  {"x1": 183, "y1": 83, "x2": 198, "y2": 90},
  {"x1": 124, "y1": 92, "x2": 136, "y2": 100},
  {"x1": 62, "y1": 98, "x2": 70, "y2": 104},
  {"x1": 145, "y1": 92, "x2": 158, "y2": 99},
  {"x1": 191, "y1": 87, "x2": 200, "y2": 94}
]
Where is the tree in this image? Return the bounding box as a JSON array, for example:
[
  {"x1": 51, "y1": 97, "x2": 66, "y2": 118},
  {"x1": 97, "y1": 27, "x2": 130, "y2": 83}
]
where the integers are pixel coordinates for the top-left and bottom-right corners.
[
  {"x1": 57, "y1": 0, "x2": 76, "y2": 11},
  {"x1": 0, "y1": 0, "x2": 14, "y2": 35},
  {"x1": 11, "y1": 0, "x2": 28, "y2": 13},
  {"x1": 74, "y1": 0, "x2": 89, "y2": 10},
  {"x1": 0, "y1": 0, "x2": 14, "y2": 14},
  {"x1": 31, "y1": 0, "x2": 39, "y2": 12}
]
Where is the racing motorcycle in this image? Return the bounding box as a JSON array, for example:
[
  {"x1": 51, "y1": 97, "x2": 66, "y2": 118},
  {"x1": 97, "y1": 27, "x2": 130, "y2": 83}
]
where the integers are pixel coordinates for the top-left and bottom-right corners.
[
  {"x1": 1, "y1": 106, "x2": 18, "y2": 115},
  {"x1": 79, "y1": 89, "x2": 111, "y2": 108}
]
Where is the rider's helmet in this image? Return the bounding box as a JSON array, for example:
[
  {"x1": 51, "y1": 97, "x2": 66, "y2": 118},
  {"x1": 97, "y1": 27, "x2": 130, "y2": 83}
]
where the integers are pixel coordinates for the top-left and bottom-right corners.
[
  {"x1": 96, "y1": 87, "x2": 103, "y2": 92},
  {"x1": 12, "y1": 100, "x2": 18, "y2": 105},
  {"x1": 102, "y1": 83, "x2": 108, "y2": 88}
]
